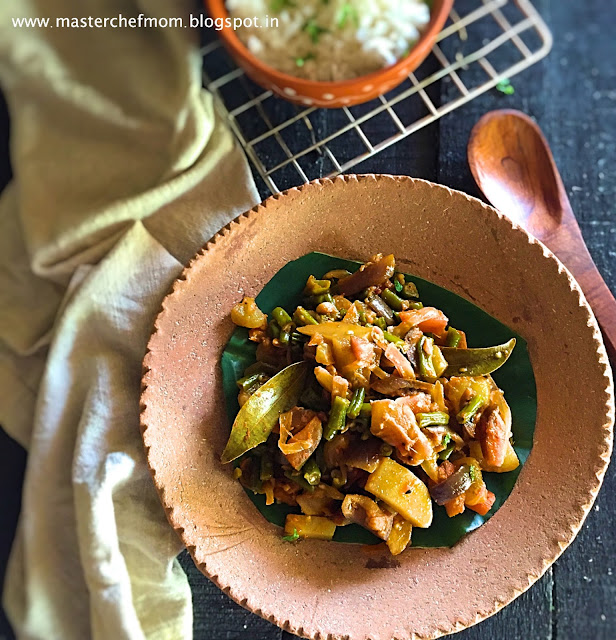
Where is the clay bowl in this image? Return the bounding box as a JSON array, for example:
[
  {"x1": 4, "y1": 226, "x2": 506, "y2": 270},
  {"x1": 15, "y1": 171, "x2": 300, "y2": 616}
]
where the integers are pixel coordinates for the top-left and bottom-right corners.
[
  {"x1": 141, "y1": 176, "x2": 613, "y2": 639},
  {"x1": 203, "y1": 0, "x2": 453, "y2": 108}
]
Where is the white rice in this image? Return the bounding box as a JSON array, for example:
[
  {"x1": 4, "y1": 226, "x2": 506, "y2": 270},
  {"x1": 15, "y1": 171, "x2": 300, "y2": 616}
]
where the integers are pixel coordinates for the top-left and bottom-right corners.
[{"x1": 226, "y1": 0, "x2": 431, "y2": 82}]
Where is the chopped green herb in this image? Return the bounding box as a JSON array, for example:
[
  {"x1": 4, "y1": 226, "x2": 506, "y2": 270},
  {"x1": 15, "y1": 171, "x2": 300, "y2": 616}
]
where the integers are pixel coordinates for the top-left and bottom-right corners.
[
  {"x1": 304, "y1": 18, "x2": 328, "y2": 44},
  {"x1": 394, "y1": 279, "x2": 403, "y2": 293},
  {"x1": 495, "y1": 78, "x2": 515, "y2": 95},
  {"x1": 270, "y1": 0, "x2": 295, "y2": 11},
  {"x1": 337, "y1": 3, "x2": 359, "y2": 28},
  {"x1": 282, "y1": 528, "x2": 300, "y2": 542},
  {"x1": 295, "y1": 52, "x2": 316, "y2": 67}
]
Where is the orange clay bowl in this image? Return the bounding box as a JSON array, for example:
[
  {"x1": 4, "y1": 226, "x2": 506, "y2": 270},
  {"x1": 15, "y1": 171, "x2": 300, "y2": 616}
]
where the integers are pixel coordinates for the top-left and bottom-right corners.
[
  {"x1": 203, "y1": 0, "x2": 454, "y2": 107},
  {"x1": 141, "y1": 176, "x2": 614, "y2": 639}
]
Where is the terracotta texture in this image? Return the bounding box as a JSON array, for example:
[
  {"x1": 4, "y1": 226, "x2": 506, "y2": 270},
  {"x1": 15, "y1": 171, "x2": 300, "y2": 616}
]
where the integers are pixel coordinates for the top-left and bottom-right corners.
[
  {"x1": 141, "y1": 176, "x2": 614, "y2": 640},
  {"x1": 203, "y1": 0, "x2": 454, "y2": 108}
]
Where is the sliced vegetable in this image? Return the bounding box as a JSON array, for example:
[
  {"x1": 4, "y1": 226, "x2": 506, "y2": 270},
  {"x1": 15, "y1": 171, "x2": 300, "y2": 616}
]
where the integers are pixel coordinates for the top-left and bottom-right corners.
[
  {"x1": 429, "y1": 464, "x2": 472, "y2": 505},
  {"x1": 398, "y1": 307, "x2": 448, "y2": 338},
  {"x1": 381, "y1": 288, "x2": 408, "y2": 311},
  {"x1": 221, "y1": 362, "x2": 309, "y2": 463},
  {"x1": 303, "y1": 457, "x2": 322, "y2": 486},
  {"x1": 457, "y1": 395, "x2": 484, "y2": 425},
  {"x1": 304, "y1": 275, "x2": 331, "y2": 296},
  {"x1": 347, "y1": 387, "x2": 366, "y2": 419},
  {"x1": 341, "y1": 494, "x2": 394, "y2": 540},
  {"x1": 272, "y1": 306, "x2": 292, "y2": 329},
  {"x1": 364, "y1": 458, "x2": 433, "y2": 528},
  {"x1": 284, "y1": 515, "x2": 336, "y2": 540},
  {"x1": 323, "y1": 395, "x2": 350, "y2": 441},
  {"x1": 386, "y1": 514, "x2": 413, "y2": 555},
  {"x1": 297, "y1": 321, "x2": 372, "y2": 340},
  {"x1": 469, "y1": 440, "x2": 519, "y2": 473},
  {"x1": 294, "y1": 306, "x2": 319, "y2": 326},
  {"x1": 441, "y1": 338, "x2": 516, "y2": 377},
  {"x1": 366, "y1": 294, "x2": 395, "y2": 325},
  {"x1": 416, "y1": 411, "x2": 450, "y2": 429},
  {"x1": 336, "y1": 254, "x2": 395, "y2": 296}
]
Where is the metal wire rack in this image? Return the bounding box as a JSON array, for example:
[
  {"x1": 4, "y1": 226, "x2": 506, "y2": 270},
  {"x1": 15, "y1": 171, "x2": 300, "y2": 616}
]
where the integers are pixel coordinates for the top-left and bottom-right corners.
[{"x1": 201, "y1": 0, "x2": 552, "y2": 193}]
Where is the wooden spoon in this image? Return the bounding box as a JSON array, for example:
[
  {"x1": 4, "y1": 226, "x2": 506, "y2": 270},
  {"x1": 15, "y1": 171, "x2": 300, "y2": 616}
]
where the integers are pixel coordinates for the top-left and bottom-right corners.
[{"x1": 468, "y1": 109, "x2": 616, "y2": 363}]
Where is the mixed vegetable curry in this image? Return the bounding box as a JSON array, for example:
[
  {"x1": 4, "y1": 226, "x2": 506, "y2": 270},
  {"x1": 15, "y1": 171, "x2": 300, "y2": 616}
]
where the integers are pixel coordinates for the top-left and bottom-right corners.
[{"x1": 223, "y1": 254, "x2": 519, "y2": 555}]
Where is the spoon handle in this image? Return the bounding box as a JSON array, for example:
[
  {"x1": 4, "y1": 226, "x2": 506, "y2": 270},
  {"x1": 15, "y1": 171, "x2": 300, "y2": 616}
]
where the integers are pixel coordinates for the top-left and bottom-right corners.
[{"x1": 572, "y1": 260, "x2": 616, "y2": 365}]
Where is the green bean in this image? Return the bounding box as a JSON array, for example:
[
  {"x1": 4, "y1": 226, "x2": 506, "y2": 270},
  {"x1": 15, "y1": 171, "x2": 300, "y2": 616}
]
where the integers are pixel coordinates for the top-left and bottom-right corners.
[
  {"x1": 359, "y1": 402, "x2": 372, "y2": 418},
  {"x1": 407, "y1": 301, "x2": 424, "y2": 310},
  {"x1": 446, "y1": 327, "x2": 462, "y2": 348},
  {"x1": 383, "y1": 331, "x2": 404, "y2": 344},
  {"x1": 381, "y1": 288, "x2": 408, "y2": 311},
  {"x1": 374, "y1": 317, "x2": 387, "y2": 331},
  {"x1": 260, "y1": 452, "x2": 273, "y2": 482},
  {"x1": 314, "y1": 292, "x2": 334, "y2": 306},
  {"x1": 303, "y1": 275, "x2": 331, "y2": 296},
  {"x1": 237, "y1": 372, "x2": 267, "y2": 392},
  {"x1": 273, "y1": 307, "x2": 292, "y2": 328},
  {"x1": 284, "y1": 469, "x2": 315, "y2": 492},
  {"x1": 416, "y1": 411, "x2": 450, "y2": 429},
  {"x1": 302, "y1": 458, "x2": 321, "y2": 486},
  {"x1": 277, "y1": 323, "x2": 292, "y2": 346},
  {"x1": 293, "y1": 306, "x2": 319, "y2": 326},
  {"x1": 438, "y1": 443, "x2": 455, "y2": 460},
  {"x1": 399, "y1": 282, "x2": 419, "y2": 300},
  {"x1": 418, "y1": 336, "x2": 437, "y2": 380},
  {"x1": 457, "y1": 395, "x2": 484, "y2": 424},
  {"x1": 347, "y1": 387, "x2": 366, "y2": 419},
  {"x1": 268, "y1": 320, "x2": 280, "y2": 339},
  {"x1": 290, "y1": 330, "x2": 307, "y2": 344},
  {"x1": 323, "y1": 396, "x2": 350, "y2": 441}
]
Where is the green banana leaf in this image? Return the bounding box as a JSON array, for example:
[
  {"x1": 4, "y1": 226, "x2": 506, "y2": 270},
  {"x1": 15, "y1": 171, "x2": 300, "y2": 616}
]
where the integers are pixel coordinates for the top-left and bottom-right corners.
[{"x1": 221, "y1": 252, "x2": 537, "y2": 548}]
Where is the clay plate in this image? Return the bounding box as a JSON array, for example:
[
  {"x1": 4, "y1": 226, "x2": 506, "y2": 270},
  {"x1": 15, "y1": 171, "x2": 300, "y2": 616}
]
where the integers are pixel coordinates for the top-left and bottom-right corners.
[{"x1": 141, "y1": 175, "x2": 614, "y2": 640}]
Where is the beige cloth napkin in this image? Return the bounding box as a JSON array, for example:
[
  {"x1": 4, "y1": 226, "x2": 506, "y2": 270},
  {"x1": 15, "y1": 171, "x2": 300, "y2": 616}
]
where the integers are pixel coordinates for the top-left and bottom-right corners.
[{"x1": 0, "y1": 1, "x2": 259, "y2": 638}]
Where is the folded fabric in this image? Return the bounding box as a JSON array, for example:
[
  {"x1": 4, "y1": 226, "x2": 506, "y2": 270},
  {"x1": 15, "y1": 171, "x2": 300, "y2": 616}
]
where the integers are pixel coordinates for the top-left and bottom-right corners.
[{"x1": 0, "y1": 1, "x2": 259, "y2": 638}]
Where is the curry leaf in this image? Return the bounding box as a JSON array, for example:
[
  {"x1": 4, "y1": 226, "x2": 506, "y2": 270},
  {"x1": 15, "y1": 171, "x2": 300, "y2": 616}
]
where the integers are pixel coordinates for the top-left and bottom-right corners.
[
  {"x1": 221, "y1": 361, "x2": 310, "y2": 463},
  {"x1": 441, "y1": 338, "x2": 516, "y2": 377}
]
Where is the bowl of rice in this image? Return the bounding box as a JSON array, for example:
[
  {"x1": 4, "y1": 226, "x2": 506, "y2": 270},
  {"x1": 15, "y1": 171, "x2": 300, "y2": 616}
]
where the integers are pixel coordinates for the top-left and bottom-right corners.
[{"x1": 204, "y1": 0, "x2": 454, "y2": 107}]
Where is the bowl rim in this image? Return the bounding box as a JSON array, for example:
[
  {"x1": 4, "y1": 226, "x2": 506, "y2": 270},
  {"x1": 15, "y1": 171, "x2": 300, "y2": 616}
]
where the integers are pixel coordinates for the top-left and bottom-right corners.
[
  {"x1": 203, "y1": 0, "x2": 455, "y2": 90},
  {"x1": 141, "y1": 175, "x2": 615, "y2": 640}
]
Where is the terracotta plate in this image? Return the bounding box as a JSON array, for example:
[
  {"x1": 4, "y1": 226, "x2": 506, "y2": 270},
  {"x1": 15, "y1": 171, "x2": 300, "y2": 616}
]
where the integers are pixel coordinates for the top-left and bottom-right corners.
[{"x1": 141, "y1": 176, "x2": 614, "y2": 640}]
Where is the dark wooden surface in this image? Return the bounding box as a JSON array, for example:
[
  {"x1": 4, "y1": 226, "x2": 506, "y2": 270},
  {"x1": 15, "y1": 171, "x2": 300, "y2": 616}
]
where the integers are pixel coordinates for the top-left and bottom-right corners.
[{"x1": 1, "y1": 0, "x2": 614, "y2": 638}]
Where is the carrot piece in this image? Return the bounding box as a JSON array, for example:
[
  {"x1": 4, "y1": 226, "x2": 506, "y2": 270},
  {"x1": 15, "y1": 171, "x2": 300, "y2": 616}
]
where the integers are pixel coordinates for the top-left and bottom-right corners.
[
  {"x1": 467, "y1": 489, "x2": 496, "y2": 516},
  {"x1": 444, "y1": 494, "x2": 465, "y2": 517},
  {"x1": 398, "y1": 307, "x2": 449, "y2": 338}
]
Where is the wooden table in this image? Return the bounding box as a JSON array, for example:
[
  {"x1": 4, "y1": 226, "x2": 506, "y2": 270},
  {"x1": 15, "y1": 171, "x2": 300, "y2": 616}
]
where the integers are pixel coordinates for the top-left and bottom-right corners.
[{"x1": 1, "y1": 0, "x2": 614, "y2": 638}]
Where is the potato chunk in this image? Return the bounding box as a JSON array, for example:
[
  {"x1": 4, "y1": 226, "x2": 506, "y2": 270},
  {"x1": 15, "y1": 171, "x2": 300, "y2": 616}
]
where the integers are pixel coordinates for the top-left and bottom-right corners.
[
  {"x1": 284, "y1": 515, "x2": 336, "y2": 540},
  {"x1": 387, "y1": 514, "x2": 413, "y2": 556},
  {"x1": 364, "y1": 458, "x2": 433, "y2": 528}
]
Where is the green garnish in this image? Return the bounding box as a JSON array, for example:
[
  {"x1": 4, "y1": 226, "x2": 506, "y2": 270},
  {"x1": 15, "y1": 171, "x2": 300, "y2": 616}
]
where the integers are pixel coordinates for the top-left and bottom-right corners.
[
  {"x1": 304, "y1": 18, "x2": 328, "y2": 44},
  {"x1": 295, "y1": 52, "x2": 316, "y2": 67},
  {"x1": 282, "y1": 528, "x2": 300, "y2": 542},
  {"x1": 270, "y1": 0, "x2": 295, "y2": 10},
  {"x1": 337, "y1": 3, "x2": 359, "y2": 28},
  {"x1": 496, "y1": 78, "x2": 515, "y2": 95},
  {"x1": 394, "y1": 279, "x2": 403, "y2": 293},
  {"x1": 442, "y1": 433, "x2": 452, "y2": 448}
]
